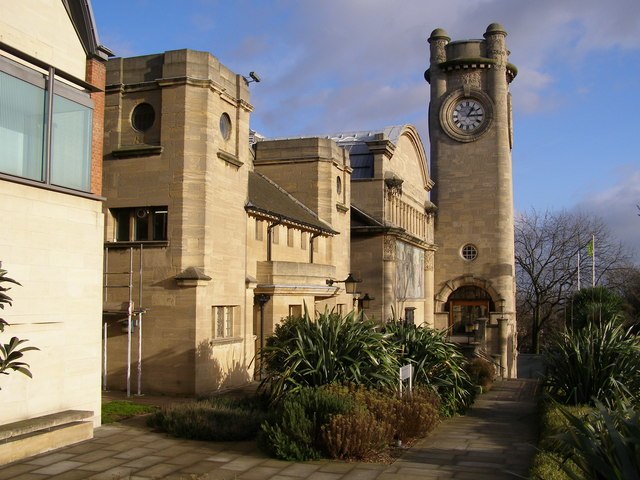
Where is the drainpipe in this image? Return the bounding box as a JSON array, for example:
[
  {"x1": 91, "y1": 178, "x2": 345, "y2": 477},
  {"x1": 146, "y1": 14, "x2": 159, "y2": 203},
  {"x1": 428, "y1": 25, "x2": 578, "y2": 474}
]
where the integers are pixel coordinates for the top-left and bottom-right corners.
[{"x1": 255, "y1": 294, "x2": 271, "y2": 380}]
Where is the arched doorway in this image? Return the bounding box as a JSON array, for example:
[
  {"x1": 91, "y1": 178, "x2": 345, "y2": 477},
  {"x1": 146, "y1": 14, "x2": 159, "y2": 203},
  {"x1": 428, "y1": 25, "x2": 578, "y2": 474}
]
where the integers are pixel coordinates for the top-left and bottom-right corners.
[{"x1": 445, "y1": 286, "x2": 494, "y2": 334}]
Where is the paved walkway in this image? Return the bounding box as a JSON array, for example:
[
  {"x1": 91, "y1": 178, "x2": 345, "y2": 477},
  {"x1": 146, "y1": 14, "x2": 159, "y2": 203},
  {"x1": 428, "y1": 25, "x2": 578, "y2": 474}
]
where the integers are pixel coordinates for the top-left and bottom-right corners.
[{"x1": 0, "y1": 379, "x2": 539, "y2": 479}]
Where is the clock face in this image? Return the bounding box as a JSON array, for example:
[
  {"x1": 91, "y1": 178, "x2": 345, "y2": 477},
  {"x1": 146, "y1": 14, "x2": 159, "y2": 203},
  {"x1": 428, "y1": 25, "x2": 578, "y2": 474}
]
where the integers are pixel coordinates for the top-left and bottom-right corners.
[{"x1": 452, "y1": 99, "x2": 485, "y2": 132}]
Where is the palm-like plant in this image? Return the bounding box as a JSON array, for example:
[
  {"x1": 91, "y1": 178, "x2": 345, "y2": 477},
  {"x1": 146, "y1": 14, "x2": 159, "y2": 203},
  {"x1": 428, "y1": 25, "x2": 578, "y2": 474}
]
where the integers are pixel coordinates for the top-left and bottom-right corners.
[
  {"x1": 0, "y1": 267, "x2": 39, "y2": 380},
  {"x1": 259, "y1": 308, "x2": 399, "y2": 400},
  {"x1": 384, "y1": 321, "x2": 474, "y2": 415}
]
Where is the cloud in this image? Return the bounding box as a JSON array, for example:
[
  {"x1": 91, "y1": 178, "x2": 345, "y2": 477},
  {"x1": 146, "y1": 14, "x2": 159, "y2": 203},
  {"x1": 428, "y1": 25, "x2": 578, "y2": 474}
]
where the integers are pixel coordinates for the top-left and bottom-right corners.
[{"x1": 573, "y1": 167, "x2": 640, "y2": 263}]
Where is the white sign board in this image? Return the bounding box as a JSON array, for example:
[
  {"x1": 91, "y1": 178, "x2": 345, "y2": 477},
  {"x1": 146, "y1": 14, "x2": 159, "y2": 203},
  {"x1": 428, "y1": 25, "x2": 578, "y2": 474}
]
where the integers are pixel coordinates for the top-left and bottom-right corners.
[{"x1": 399, "y1": 364, "x2": 413, "y2": 397}]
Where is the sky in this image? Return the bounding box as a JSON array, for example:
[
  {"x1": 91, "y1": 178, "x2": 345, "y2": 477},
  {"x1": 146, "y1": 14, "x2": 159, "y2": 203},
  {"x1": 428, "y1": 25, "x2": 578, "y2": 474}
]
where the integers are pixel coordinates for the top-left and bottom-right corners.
[{"x1": 92, "y1": 0, "x2": 640, "y2": 263}]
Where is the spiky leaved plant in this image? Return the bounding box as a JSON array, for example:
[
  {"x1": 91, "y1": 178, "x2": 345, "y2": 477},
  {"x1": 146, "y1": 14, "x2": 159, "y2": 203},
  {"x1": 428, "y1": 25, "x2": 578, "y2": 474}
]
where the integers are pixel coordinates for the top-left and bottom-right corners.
[
  {"x1": 544, "y1": 318, "x2": 640, "y2": 406},
  {"x1": 259, "y1": 306, "x2": 399, "y2": 400},
  {"x1": 384, "y1": 320, "x2": 475, "y2": 416},
  {"x1": 553, "y1": 401, "x2": 640, "y2": 480}
]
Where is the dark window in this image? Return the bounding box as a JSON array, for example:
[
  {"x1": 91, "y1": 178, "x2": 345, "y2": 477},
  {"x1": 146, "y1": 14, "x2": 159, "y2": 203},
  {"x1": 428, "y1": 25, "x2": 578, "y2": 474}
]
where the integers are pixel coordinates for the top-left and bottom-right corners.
[
  {"x1": 112, "y1": 206, "x2": 168, "y2": 242},
  {"x1": 220, "y1": 113, "x2": 232, "y2": 140},
  {"x1": 131, "y1": 103, "x2": 155, "y2": 132}
]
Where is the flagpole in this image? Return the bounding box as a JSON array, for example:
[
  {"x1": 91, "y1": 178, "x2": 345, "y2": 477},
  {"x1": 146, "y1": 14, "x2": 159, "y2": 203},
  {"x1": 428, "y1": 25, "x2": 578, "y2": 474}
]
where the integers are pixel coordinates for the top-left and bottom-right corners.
[
  {"x1": 592, "y1": 234, "x2": 595, "y2": 287},
  {"x1": 577, "y1": 249, "x2": 581, "y2": 291}
]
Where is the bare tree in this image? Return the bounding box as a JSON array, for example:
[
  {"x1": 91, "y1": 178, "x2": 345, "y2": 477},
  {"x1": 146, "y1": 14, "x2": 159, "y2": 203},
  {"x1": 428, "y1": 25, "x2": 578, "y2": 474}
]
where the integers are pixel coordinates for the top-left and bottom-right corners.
[{"x1": 515, "y1": 210, "x2": 632, "y2": 353}]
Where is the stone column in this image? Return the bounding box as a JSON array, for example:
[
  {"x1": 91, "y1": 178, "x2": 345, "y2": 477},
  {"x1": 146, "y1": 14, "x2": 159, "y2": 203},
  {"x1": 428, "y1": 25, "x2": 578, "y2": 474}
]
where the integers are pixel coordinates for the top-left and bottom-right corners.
[{"x1": 497, "y1": 317, "x2": 509, "y2": 378}]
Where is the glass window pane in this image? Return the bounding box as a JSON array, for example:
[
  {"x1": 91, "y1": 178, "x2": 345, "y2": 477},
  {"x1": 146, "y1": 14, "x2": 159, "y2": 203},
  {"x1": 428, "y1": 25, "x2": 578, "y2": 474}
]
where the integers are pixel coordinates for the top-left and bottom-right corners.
[
  {"x1": 153, "y1": 209, "x2": 168, "y2": 240},
  {"x1": 225, "y1": 308, "x2": 233, "y2": 337},
  {"x1": 216, "y1": 307, "x2": 225, "y2": 337},
  {"x1": 50, "y1": 94, "x2": 92, "y2": 191},
  {"x1": 135, "y1": 213, "x2": 149, "y2": 240},
  {"x1": 0, "y1": 71, "x2": 45, "y2": 181},
  {"x1": 115, "y1": 210, "x2": 130, "y2": 241}
]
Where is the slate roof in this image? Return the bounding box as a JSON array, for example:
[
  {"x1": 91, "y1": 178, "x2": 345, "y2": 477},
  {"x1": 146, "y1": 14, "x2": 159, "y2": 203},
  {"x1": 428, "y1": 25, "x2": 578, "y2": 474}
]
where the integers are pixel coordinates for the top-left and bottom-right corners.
[{"x1": 246, "y1": 171, "x2": 337, "y2": 235}]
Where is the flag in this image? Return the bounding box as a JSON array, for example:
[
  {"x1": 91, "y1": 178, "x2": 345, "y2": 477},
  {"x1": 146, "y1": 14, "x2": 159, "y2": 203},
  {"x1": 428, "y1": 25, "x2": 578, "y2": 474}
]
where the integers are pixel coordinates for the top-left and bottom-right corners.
[{"x1": 587, "y1": 238, "x2": 594, "y2": 257}]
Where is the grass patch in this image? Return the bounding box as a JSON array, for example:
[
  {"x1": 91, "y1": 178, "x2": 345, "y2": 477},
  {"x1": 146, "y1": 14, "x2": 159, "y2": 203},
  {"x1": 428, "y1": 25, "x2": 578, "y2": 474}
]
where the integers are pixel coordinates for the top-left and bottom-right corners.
[{"x1": 102, "y1": 400, "x2": 158, "y2": 424}]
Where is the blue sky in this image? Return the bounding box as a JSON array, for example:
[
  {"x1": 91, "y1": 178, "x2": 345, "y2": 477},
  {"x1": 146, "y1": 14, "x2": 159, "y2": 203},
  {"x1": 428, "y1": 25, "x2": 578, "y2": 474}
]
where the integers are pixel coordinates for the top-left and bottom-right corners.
[{"x1": 92, "y1": 0, "x2": 640, "y2": 262}]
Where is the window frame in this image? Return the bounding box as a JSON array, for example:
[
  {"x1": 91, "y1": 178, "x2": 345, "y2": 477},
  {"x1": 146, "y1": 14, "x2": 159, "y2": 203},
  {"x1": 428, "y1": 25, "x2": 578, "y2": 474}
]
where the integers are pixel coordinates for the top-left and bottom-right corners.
[
  {"x1": 0, "y1": 52, "x2": 96, "y2": 197},
  {"x1": 111, "y1": 206, "x2": 169, "y2": 243},
  {"x1": 213, "y1": 305, "x2": 237, "y2": 340}
]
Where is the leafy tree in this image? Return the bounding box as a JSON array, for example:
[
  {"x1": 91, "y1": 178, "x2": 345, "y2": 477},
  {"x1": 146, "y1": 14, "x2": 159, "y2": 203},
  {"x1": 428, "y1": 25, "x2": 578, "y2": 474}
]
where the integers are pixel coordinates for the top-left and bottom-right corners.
[
  {"x1": 515, "y1": 210, "x2": 632, "y2": 353},
  {"x1": 0, "y1": 266, "x2": 38, "y2": 381}
]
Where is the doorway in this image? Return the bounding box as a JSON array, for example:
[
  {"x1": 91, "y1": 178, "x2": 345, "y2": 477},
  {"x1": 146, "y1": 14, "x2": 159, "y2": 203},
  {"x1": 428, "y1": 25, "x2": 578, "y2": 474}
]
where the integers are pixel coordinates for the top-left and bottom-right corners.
[{"x1": 449, "y1": 300, "x2": 489, "y2": 334}]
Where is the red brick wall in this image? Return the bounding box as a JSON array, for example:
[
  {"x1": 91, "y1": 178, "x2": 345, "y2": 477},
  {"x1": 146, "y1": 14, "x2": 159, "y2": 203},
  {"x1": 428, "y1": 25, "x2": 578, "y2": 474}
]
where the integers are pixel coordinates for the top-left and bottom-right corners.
[{"x1": 86, "y1": 58, "x2": 106, "y2": 196}]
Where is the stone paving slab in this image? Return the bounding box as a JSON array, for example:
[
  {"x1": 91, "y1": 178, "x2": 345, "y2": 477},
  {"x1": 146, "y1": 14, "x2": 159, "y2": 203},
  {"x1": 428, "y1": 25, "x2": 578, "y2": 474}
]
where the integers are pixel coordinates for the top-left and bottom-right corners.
[{"x1": 0, "y1": 379, "x2": 538, "y2": 479}]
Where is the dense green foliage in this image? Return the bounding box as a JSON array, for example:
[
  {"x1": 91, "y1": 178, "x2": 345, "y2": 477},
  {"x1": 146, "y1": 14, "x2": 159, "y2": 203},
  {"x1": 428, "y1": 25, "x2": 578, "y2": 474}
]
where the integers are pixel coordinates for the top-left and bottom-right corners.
[
  {"x1": 148, "y1": 396, "x2": 267, "y2": 441},
  {"x1": 544, "y1": 318, "x2": 640, "y2": 406},
  {"x1": 260, "y1": 310, "x2": 399, "y2": 399},
  {"x1": 384, "y1": 321, "x2": 475, "y2": 415},
  {"x1": 258, "y1": 386, "x2": 355, "y2": 461},
  {"x1": 568, "y1": 287, "x2": 624, "y2": 330},
  {"x1": 553, "y1": 402, "x2": 640, "y2": 480}
]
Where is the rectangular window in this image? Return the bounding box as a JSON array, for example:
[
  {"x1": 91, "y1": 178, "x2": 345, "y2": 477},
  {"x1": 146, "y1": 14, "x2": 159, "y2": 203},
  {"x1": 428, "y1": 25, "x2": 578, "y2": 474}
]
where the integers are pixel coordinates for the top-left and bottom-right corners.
[
  {"x1": 0, "y1": 55, "x2": 93, "y2": 192},
  {"x1": 0, "y1": 70, "x2": 45, "y2": 181},
  {"x1": 255, "y1": 219, "x2": 264, "y2": 241},
  {"x1": 288, "y1": 305, "x2": 302, "y2": 318},
  {"x1": 272, "y1": 225, "x2": 279, "y2": 245},
  {"x1": 112, "y1": 206, "x2": 168, "y2": 242},
  {"x1": 301, "y1": 232, "x2": 308, "y2": 250},
  {"x1": 214, "y1": 306, "x2": 235, "y2": 338},
  {"x1": 50, "y1": 94, "x2": 92, "y2": 190}
]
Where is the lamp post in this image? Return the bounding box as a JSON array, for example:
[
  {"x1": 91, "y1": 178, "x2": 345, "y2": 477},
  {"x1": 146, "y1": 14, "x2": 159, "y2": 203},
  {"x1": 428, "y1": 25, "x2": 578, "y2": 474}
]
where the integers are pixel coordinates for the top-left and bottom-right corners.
[{"x1": 326, "y1": 273, "x2": 361, "y2": 294}]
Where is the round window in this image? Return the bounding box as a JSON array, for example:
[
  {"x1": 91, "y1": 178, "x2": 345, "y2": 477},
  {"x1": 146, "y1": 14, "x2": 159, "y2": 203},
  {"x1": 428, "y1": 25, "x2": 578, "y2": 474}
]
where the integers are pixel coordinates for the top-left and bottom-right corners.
[
  {"x1": 336, "y1": 176, "x2": 342, "y2": 194},
  {"x1": 220, "y1": 113, "x2": 232, "y2": 140},
  {"x1": 461, "y1": 244, "x2": 478, "y2": 261},
  {"x1": 131, "y1": 103, "x2": 155, "y2": 132}
]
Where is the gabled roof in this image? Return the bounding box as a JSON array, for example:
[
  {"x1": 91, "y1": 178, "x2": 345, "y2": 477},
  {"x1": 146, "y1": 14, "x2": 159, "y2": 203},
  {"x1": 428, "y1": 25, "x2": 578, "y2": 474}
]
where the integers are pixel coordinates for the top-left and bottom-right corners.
[{"x1": 246, "y1": 171, "x2": 337, "y2": 235}]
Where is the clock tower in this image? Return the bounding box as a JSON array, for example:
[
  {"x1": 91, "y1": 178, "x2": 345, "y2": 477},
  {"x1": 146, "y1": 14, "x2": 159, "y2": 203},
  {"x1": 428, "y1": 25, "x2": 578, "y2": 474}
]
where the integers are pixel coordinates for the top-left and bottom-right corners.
[{"x1": 426, "y1": 24, "x2": 518, "y2": 377}]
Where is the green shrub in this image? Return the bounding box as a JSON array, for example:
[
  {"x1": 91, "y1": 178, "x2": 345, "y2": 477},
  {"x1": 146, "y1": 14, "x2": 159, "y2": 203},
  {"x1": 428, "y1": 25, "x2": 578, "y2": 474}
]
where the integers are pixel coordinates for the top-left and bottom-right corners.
[
  {"x1": 543, "y1": 318, "x2": 640, "y2": 406},
  {"x1": 260, "y1": 309, "x2": 399, "y2": 400},
  {"x1": 384, "y1": 321, "x2": 475, "y2": 415},
  {"x1": 465, "y1": 357, "x2": 496, "y2": 391},
  {"x1": 148, "y1": 396, "x2": 266, "y2": 441},
  {"x1": 553, "y1": 401, "x2": 640, "y2": 480},
  {"x1": 258, "y1": 386, "x2": 355, "y2": 461}
]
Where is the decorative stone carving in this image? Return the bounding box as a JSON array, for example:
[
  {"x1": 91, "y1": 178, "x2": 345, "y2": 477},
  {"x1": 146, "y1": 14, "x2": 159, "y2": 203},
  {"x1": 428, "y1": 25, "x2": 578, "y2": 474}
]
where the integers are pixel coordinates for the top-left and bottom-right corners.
[
  {"x1": 461, "y1": 71, "x2": 482, "y2": 90},
  {"x1": 383, "y1": 236, "x2": 396, "y2": 261}
]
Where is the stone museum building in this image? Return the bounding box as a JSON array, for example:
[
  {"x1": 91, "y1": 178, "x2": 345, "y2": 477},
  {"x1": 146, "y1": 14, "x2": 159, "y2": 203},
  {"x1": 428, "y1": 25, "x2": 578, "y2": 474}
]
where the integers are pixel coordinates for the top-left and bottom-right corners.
[
  {"x1": 0, "y1": 2, "x2": 519, "y2": 453},
  {"x1": 100, "y1": 23, "x2": 518, "y2": 395}
]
